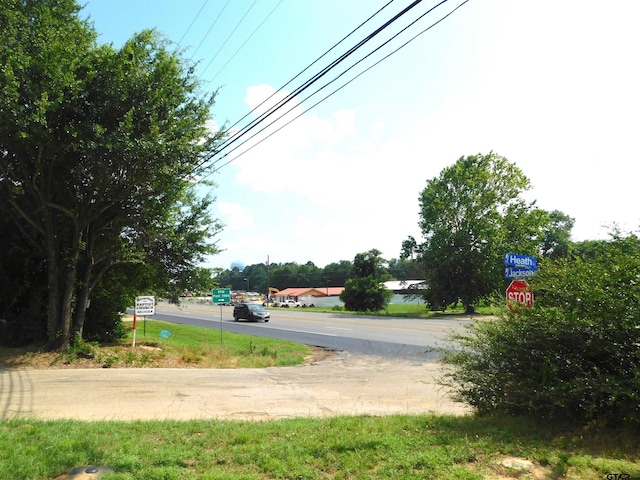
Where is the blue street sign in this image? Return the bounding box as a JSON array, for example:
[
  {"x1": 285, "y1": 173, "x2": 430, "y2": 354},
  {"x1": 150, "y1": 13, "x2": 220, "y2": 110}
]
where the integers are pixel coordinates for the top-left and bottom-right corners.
[
  {"x1": 503, "y1": 267, "x2": 538, "y2": 280},
  {"x1": 503, "y1": 253, "x2": 538, "y2": 269}
]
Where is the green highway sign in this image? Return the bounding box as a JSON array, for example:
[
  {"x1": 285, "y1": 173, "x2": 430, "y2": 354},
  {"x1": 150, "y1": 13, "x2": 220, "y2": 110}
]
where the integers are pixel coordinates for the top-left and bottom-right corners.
[{"x1": 212, "y1": 288, "x2": 231, "y2": 304}]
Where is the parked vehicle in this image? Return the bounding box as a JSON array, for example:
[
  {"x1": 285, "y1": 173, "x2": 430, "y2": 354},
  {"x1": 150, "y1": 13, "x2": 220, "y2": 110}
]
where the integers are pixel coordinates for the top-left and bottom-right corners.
[
  {"x1": 233, "y1": 303, "x2": 270, "y2": 322},
  {"x1": 274, "y1": 299, "x2": 301, "y2": 308}
]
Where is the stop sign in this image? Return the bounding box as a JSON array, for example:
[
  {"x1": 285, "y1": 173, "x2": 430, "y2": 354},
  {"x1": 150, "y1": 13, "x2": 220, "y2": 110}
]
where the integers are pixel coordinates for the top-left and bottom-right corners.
[{"x1": 506, "y1": 280, "x2": 533, "y2": 310}]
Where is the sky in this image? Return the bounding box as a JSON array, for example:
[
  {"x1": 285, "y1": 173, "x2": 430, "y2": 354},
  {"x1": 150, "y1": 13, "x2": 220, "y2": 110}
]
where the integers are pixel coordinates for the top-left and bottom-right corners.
[{"x1": 80, "y1": 0, "x2": 640, "y2": 271}]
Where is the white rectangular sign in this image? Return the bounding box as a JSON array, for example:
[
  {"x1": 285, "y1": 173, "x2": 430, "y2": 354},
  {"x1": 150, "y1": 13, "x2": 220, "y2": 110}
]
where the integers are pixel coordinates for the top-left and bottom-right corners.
[{"x1": 135, "y1": 296, "x2": 155, "y2": 316}]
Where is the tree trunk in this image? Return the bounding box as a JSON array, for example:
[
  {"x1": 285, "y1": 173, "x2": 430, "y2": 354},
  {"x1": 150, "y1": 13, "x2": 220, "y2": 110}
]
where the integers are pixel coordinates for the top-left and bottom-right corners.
[
  {"x1": 46, "y1": 225, "x2": 82, "y2": 350},
  {"x1": 72, "y1": 254, "x2": 94, "y2": 341},
  {"x1": 46, "y1": 248, "x2": 61, "y2": 346}
]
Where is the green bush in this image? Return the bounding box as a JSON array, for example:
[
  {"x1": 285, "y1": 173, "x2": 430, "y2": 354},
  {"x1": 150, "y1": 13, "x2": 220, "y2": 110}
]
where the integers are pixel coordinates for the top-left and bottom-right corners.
[{"x1": 442, "y1": 232, "x2": 640, "y2": 425}]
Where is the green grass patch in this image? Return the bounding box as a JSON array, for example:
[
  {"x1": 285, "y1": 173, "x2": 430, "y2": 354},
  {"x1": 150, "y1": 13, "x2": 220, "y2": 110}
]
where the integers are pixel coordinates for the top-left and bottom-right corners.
[
  {"x1": 0, "y1": 320, "x2": 311, "y2": 369},
  {"x1": 1, "y1": 414, "x2": 638, "y2": 479},
  {"x1": 125, "y1": 320, "x2": 312, "y2": 368},
  {"x1": 300, "y1": 302, "x2": 497, "y2": 318}
]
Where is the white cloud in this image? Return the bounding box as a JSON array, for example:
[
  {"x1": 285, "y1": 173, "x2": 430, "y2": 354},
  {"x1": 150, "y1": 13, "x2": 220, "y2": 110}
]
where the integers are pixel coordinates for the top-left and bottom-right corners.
[{"x1": 216, "y1": 202, "x2": 254, "y2": 230}]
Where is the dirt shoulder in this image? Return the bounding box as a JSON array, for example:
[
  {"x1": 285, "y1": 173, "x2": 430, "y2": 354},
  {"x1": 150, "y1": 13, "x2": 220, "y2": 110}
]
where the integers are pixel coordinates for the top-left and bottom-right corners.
[{"x1": 0, "y1": 351, "x2": 469, "y2": 421}]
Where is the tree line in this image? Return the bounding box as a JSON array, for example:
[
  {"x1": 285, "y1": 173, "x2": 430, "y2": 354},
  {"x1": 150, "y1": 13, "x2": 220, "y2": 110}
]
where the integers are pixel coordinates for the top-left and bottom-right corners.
[{"x1": 213, "y1": 257, "x2": 418, "y2": 294}]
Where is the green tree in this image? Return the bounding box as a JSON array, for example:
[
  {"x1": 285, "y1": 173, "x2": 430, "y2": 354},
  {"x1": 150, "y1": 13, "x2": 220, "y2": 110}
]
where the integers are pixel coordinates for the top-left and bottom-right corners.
[
  {"x1": 0, "y1": 1, "x2": 222, "y2": 349},
  {"x1": 443, "y1": 230, "x2": 640, "y2": 425},
  {"x1": 540, "y1": 209, "x2": 575, "y2": 258},
  {"x1": 340, "y1": 250, "x2": 392, "y2": 312},
  {"x1": 323, "y1": 260, "x2": 352, "y2": 286},
  {"x1": 411, "y1": 152, "x2": 550, "y2": 313},
  {"x1": 387, "y1": 257, "x2": 423, "y2": 280}
]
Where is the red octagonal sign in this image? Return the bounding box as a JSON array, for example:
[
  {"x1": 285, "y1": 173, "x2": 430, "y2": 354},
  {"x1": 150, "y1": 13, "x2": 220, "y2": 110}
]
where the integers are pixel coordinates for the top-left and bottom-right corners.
[{"x1": 506, "y1": 280, "x2": 534, "y2": 311}]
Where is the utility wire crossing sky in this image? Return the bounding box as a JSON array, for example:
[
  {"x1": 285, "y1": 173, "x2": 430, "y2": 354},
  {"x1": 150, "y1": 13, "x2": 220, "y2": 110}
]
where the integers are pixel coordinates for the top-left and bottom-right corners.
[{"x1": 83, "y1": 0, "x2": 640, "y2": 271}]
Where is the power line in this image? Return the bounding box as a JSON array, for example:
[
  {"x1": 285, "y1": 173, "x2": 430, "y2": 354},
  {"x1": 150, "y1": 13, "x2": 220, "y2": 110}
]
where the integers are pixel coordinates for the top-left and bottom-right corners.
[
  {"x1": 177, "y1": 0, "x2": 209, "y2": 46},
  {"x1": 213, "y1": 0, "x2": 397, "y2": 154},
  {"x1": 203, "y1": 0, "x2": 438, "y2": 168},
  {"x1": 206, "y1": 0, "x2": 470, "y2": 176},
  {"x1": 199, "y1": 0, "x2": 260, "y2": 77},
  {"x1": 190, "y1": 0, "x2": 231, "y2": 60},
  {"x1": 210, "y1": 0, "x2": 285, "y2": 83},
  {"x1": 210, "y1": 0, "x2": 417, "y2": 164},
  {"x1": 190, "y1": 0, "x2": 398, "y2": 178}
]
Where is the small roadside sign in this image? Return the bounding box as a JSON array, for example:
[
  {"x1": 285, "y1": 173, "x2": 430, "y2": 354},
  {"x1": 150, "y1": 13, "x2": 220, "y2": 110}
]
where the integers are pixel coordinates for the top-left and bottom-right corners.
[
  {"x1": 135, "y1": 296, "x2": 155, "y2": 316},
  {"x1": 212, "y1": 288, "x2": 231, "y2": 304}
]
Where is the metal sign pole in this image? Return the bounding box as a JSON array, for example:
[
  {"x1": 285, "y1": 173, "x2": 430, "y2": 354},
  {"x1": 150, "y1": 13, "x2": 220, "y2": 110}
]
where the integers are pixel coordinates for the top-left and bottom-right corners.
[
  {"x1": 220, "y1": 304, "x2": 223, "y2": 344},
  {"x1": 132, "y1": 312, "x2": 137, "y2": 348}
]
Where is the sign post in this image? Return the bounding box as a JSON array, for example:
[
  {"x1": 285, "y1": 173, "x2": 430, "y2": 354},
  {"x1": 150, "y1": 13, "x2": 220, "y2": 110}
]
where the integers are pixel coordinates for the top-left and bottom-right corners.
[
  {"x1": 212, "y1": 288, "x2": 231, "y2": 344},
  {"x1": 134, "y1": 296, "x2": 155, "y2": 347}
]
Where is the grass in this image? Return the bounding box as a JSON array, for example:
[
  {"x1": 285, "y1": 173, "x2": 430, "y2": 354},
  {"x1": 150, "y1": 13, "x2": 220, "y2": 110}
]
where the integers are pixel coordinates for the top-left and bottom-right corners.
[
  {"x1": 1, "y1": 415, "x2": 639, "y2": 479},
  {"x1": 0, "y1": 320, "x2": 312, "y2": 369},
  {"x1": 291, "y1": 302, "x2": 498, "y2": 318},
  {"x1": 2, "y1": 316, "x2": 640, "y2": 479}
]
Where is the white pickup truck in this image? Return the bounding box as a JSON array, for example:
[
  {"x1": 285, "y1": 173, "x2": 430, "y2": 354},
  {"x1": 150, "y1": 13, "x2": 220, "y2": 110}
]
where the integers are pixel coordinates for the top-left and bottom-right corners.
[{"x1": 273, "y1": 299, "x2": 301, "y2": 308}]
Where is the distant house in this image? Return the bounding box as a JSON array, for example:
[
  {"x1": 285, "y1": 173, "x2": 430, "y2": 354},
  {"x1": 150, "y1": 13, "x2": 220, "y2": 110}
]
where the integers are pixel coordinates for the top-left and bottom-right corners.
[
  {"x1": 273, "y1": 286, "x2": 345, "y2": 307},
  {"x1": 274, "y1": 286, "x2": 344, "y2": 300}
]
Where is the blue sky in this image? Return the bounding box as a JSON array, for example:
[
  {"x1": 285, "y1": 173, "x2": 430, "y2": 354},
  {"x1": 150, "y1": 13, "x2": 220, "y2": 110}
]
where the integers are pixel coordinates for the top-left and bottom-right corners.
[{"x1": 81, "y1": 0, "x2": 640, "y2": 270}]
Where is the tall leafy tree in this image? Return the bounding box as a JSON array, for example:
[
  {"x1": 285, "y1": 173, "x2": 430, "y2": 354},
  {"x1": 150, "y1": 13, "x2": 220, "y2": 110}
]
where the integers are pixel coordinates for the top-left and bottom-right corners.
[
  {"x1": 410, "y1": 153, "x2": 550, "y2": 312},
  {"x1": 540, "y1": 209, "x2": 575, "y2": 258},
  {"x1": 0, "y1": 1, "x2": 222, "y2": 349},
  {"x1": 340, "y1": 249, "x2": 392, "y2": 312}
]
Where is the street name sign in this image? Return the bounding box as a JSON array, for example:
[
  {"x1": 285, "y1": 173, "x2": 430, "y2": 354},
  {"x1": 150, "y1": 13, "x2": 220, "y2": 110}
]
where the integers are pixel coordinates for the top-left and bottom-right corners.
[
  {"x1": 212, "y1": 288, "x2": 231, "y2": 304},
  {"x1": 503, "y1": 253, "x2": 538, "y2": 269},
  {"x1": 503, "y1": 267, "x2": 538, "y2": 280}
]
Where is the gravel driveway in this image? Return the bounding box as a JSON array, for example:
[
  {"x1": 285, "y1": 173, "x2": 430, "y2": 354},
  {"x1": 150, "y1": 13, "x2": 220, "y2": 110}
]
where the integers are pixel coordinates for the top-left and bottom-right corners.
[{"x1": 0, "y1": 352, "x2": 470, "y2": 421}]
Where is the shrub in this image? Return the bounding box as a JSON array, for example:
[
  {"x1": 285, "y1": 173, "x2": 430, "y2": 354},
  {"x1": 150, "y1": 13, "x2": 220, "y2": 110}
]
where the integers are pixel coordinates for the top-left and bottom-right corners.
[{"x1": 442, "y1": 231, "x2": 640, "y2": 425}]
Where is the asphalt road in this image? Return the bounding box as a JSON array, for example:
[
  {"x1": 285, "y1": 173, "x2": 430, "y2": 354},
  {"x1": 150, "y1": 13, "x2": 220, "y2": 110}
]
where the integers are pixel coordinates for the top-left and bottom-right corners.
[{"x1": 147, "y1": 301, "x2": 475, "y2": 360}]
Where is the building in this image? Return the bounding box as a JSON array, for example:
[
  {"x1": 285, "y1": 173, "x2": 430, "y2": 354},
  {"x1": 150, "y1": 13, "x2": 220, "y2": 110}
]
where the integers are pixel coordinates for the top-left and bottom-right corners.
[{"x1": 273, "y1": 286, "x2": 345, "y2": 307}]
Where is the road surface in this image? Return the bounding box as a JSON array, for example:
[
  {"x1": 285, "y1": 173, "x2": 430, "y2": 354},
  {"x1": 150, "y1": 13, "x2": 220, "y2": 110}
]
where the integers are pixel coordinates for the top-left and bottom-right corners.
[{"x1": 149, "y1": 301, "x2": 475, "y2": 359}]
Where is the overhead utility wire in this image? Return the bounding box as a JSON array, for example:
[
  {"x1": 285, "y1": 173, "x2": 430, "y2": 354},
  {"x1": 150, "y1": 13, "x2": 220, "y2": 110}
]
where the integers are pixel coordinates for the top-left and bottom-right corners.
[
  {"x1": 177, "y1": 0, "x2": 209, "y2": 46},
  {"x1": 190, "y1": 0, "x2": 231, "y2": 60},
  {"x1": 199, "y1": 0, "x2": 260, "y2": 77},
  {"x1": 210, "y1": 0, "x2": 423, "y2": 164},
  {"x1": 208, "y1": 0, "x2": 471, "y2": 175},
  {"x1": 213, "y1": 0, "x2": 417, "y2": 157},
  {"x1": 190, "y1": 0, "x2": 396, "y2": 177},
  {"x1": 210, "y1": 0, "x2": 285, "y2": 83},
  {"x1": 207, "y1": 0, "x2": 397, "y2": 160}
]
